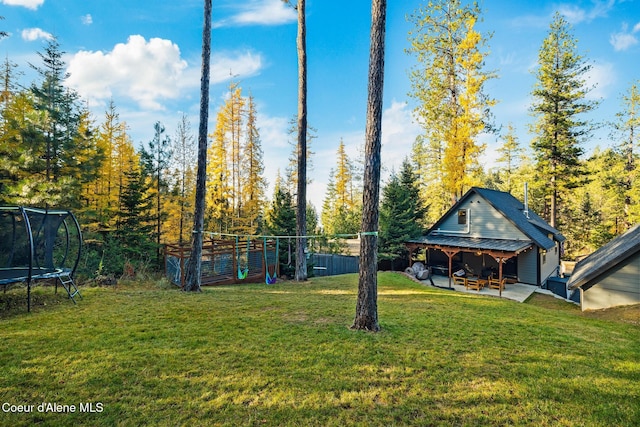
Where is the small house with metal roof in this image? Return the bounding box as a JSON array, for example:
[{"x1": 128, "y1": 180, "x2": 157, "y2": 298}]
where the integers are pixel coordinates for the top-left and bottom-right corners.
[
  {"x1": 567, "y1": 223, "x2": 640, "y2": 311},
  {"x1": 406, "y1": 187, "x2": 565, "y2": 288}
]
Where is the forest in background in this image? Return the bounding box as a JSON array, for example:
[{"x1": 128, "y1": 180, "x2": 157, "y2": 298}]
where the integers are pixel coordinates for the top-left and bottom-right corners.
[{"x1": 0, "y1": 1, "x2": 638, "y2": 280}]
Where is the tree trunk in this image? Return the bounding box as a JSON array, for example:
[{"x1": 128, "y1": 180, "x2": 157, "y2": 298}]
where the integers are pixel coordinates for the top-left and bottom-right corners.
[
  {"x1": 295, "y1": 0, "x2": 308, "y2": 282},
  {"x1": 352, "y1": 0, "x2": 386, "y2": 332},
  {"x1": 184, "y1": 0, "x2": 212, "y2": 292}
]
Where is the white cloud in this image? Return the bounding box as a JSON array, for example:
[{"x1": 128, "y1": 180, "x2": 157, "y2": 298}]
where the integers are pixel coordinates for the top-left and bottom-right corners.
[
  {"x1": 210, "y1": 51, "x2": 263, "y2": 84},
  {"x1": 66, "y1": 33, "x2": 263, "y2": 111},
  {"x1": 512, "y1": 1, "x2": 615, "y2": 29},
  {"x1": 21, "y1": 28, "x2": 53, "y2": 41},
  {"x1": 558, "y1": 0, "x2": 615, "y2": 24},
  {"x1": 67, "y1": 35, "x2": 189, "y2": 110},
  {"x1": 557, "y1": 4, "x2": 588, "y2": 24},
  {"x1": 81, "y1": 14, "x2": 93, "y2": 26},
  {"x1": 610, "y1": 22, "x2": 640, "y2": 51},
  {"x1": 584, "y1": 62, "x2": 616, "y2": 100},
  {"x1": 1, "y1": 0, "x2": 44, "y2": 10},
  {"x1": 610, "y1": 32, "x2": 638, "y2": 51},
  {"x1": 215, "y1": 0, "x2": 297, "y2": 27},
  {"x1": 258, "y1": 113, "x2": 290, "y2": 149},
  {"x1": 381, "y1": 100, "x2": 421, "y2": 176},
  {"x1": 258, "y1": 112, "x2": 291, "y2": 195}
]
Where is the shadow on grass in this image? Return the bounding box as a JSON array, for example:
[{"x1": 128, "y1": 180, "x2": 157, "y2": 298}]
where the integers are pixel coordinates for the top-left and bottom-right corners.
[{"x1": 0, "y1": 272, "x2": 638, "y2": 426}]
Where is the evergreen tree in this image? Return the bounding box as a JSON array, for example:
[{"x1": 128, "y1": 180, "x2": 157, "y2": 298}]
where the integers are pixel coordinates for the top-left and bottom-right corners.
[
  {"x1": 265, "y1": 184, "x2": 296, "y2": 237},
  {"x1": 141, "y1": 121, "x2": 172, "y2": 264},
  {"x1": 379, "y1": 159, "x2": 427, "y2": 269},
  {"x1": 530, "y1": 12, "x2": 597, "y2": 228},
  {"x1": 27, "y1": 38, "x2": 102, "y2": 208},
  {"x1": 239, "y1": 95, "x2": 266, "y2": 235},
  {"x1": 321, "y1": 169, "x2": 337, "y2": 233},
  {"x1": 116, "y1": 158, "x2": 156, "y2": 267},
  {"x1": 265, "y1": 183, "x2": 296, "y2": 277},
  {"x1": 611, "y1": 81, "x2": 640, "y2": 229},
  {"x1": 495, "y1": 123, "x2": 524, "y2": 194},
  {"x1": 284, "y1": 115, "x2": 316, "y2": 196},
  {"x1": 0, "y1": 92, "x2": 43, "y2": 204},
  {"x1": 282, "y1": 0, "x2": 310, "y2": 280},
  {"x1": 0, "y1": 56, "x2": 22, "y2": 109}
]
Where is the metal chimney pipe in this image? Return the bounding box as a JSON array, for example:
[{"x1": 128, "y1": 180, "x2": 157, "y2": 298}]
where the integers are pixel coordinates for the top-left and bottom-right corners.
[{"x1": 524, "y1": 182, "x2": 530, "y2": 219}]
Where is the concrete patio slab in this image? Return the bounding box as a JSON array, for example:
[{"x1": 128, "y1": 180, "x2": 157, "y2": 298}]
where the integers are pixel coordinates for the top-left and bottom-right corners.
[{"x1": 417, "y1": 274, "x2": 539, "y2": 303}]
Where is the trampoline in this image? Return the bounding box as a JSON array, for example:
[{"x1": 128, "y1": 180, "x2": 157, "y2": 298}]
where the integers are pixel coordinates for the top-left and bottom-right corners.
[{"x1": 0, "y1": 206, "x2": 83, "y2": 311}]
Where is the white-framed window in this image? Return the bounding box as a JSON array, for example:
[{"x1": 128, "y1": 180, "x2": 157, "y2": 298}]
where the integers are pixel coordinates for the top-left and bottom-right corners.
[{"x1": 458, "y1": 209, "x2": 467, "y2": 225}]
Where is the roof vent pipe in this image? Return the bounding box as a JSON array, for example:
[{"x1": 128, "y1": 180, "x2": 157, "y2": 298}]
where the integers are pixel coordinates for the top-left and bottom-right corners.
[{"x1": 524, "y1": 182, "x2": 530, "y2": 219}]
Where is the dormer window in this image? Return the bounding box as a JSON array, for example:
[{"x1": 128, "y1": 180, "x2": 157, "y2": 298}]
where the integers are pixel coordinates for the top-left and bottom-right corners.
[{"x1": 458, "y1": 209, "x2": 467, "y2": 225}]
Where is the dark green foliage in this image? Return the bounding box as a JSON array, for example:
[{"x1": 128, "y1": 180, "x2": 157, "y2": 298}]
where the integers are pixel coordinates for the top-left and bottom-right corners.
[
  {"x1": 266, "y1": 186, "x2": 296, "y2": 236},
  {"x1": 530, "y1": 12, "x2": 596, "y2": 228},
  {"x1": 114, "y1": 160, "x2": 157, "y2": 270},
  {"x1": 141, "y1": 121, "x2": 172, "y2": 263},
  {"x1": 379, "y1": 159, "x2": 427, "y2": 269},
  {"x1": 265, "y1": 186, "x2": 296, "y2": 277},
  {"x1": 0, "y1": 38, "x2": 104, "y2": 208},
  {"x1": 77, "y1": 235, "x2": 130, "y2": 280}
]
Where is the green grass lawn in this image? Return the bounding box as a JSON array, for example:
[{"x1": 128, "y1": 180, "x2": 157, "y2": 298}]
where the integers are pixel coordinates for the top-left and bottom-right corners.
[{"x1": 1, "y1": 273, "x2": 638, "y2": 426}]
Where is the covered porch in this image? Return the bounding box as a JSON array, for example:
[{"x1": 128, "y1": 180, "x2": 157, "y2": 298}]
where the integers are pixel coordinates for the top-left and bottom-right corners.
[{"x1": 406, "y1": 235, "x2": 535, "y2": 297}]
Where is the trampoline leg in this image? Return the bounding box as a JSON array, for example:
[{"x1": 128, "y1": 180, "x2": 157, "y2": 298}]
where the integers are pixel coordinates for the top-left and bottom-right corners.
[{"x1": 27, "y1": 280, "x2": 31, "y2": 313}]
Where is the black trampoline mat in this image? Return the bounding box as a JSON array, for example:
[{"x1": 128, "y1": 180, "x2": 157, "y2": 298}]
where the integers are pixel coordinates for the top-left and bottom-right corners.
[{"x1": 0, "y1": 267, "x2": 63, "y2": 284}]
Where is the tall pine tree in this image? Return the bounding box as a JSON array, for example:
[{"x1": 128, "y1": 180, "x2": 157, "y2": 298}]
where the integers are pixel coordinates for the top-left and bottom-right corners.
[
  {"x1": 27, "y1": 38, "x2": 102, "y2": 208},
  {"x1": 530, "y1": 12, "x2": 596, "y2": 228},
  {"x1": 379, "y1": 159, "x2": 427, "y2": 269},
  {"x1": 141, "y1": 121, "x2": 172, "y2": 264},
  {"x1": 612, "y1": 81, "x2": 640, "y2": 229}
]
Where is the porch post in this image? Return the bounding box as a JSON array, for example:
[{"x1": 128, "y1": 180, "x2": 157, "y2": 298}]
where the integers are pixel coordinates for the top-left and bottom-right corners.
[
  {"x1": 498, "y1": 257, "x2": 503, "y2": 298},
  {"x1": 442, "y1": 249, "x2": 459, "y2": 289}
]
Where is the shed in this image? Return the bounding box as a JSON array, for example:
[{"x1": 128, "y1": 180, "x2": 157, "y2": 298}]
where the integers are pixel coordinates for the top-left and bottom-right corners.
[{"x1": 567, "y1": 224, "x2": 640, "y2": 311}]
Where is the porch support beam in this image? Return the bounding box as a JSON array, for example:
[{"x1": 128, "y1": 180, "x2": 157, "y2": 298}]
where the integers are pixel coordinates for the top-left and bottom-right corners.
[{"x1": 440, "y1": 249, "x2": 460, "y2": 289}]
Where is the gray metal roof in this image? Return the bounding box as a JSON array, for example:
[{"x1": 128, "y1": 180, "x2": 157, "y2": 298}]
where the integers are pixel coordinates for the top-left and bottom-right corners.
[
  {"x1": 408, "y1": 234, "x2": 533, "y2": 254},
  {"x1": 568, "y1": 223, "x2": 640, "y2": 291}
]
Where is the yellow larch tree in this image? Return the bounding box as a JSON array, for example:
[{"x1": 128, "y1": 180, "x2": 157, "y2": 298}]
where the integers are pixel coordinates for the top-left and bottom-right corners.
[
  {"x1": 408, "y1": 0, "x2": 495, "y2": 204},
  {"x1": 206, "y1": 108, "x2": 232, "y2": 233}
]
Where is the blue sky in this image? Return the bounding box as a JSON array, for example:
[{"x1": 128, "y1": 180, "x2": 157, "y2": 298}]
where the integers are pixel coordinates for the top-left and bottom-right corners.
[{"x1": 1, "y1": 0, "x2": 639, "y2": 211}]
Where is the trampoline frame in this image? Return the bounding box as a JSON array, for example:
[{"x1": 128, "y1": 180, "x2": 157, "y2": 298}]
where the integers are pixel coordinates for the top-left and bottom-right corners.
[{"x1": 0, "y1": 206, "x2": 83, "y2": 311}]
